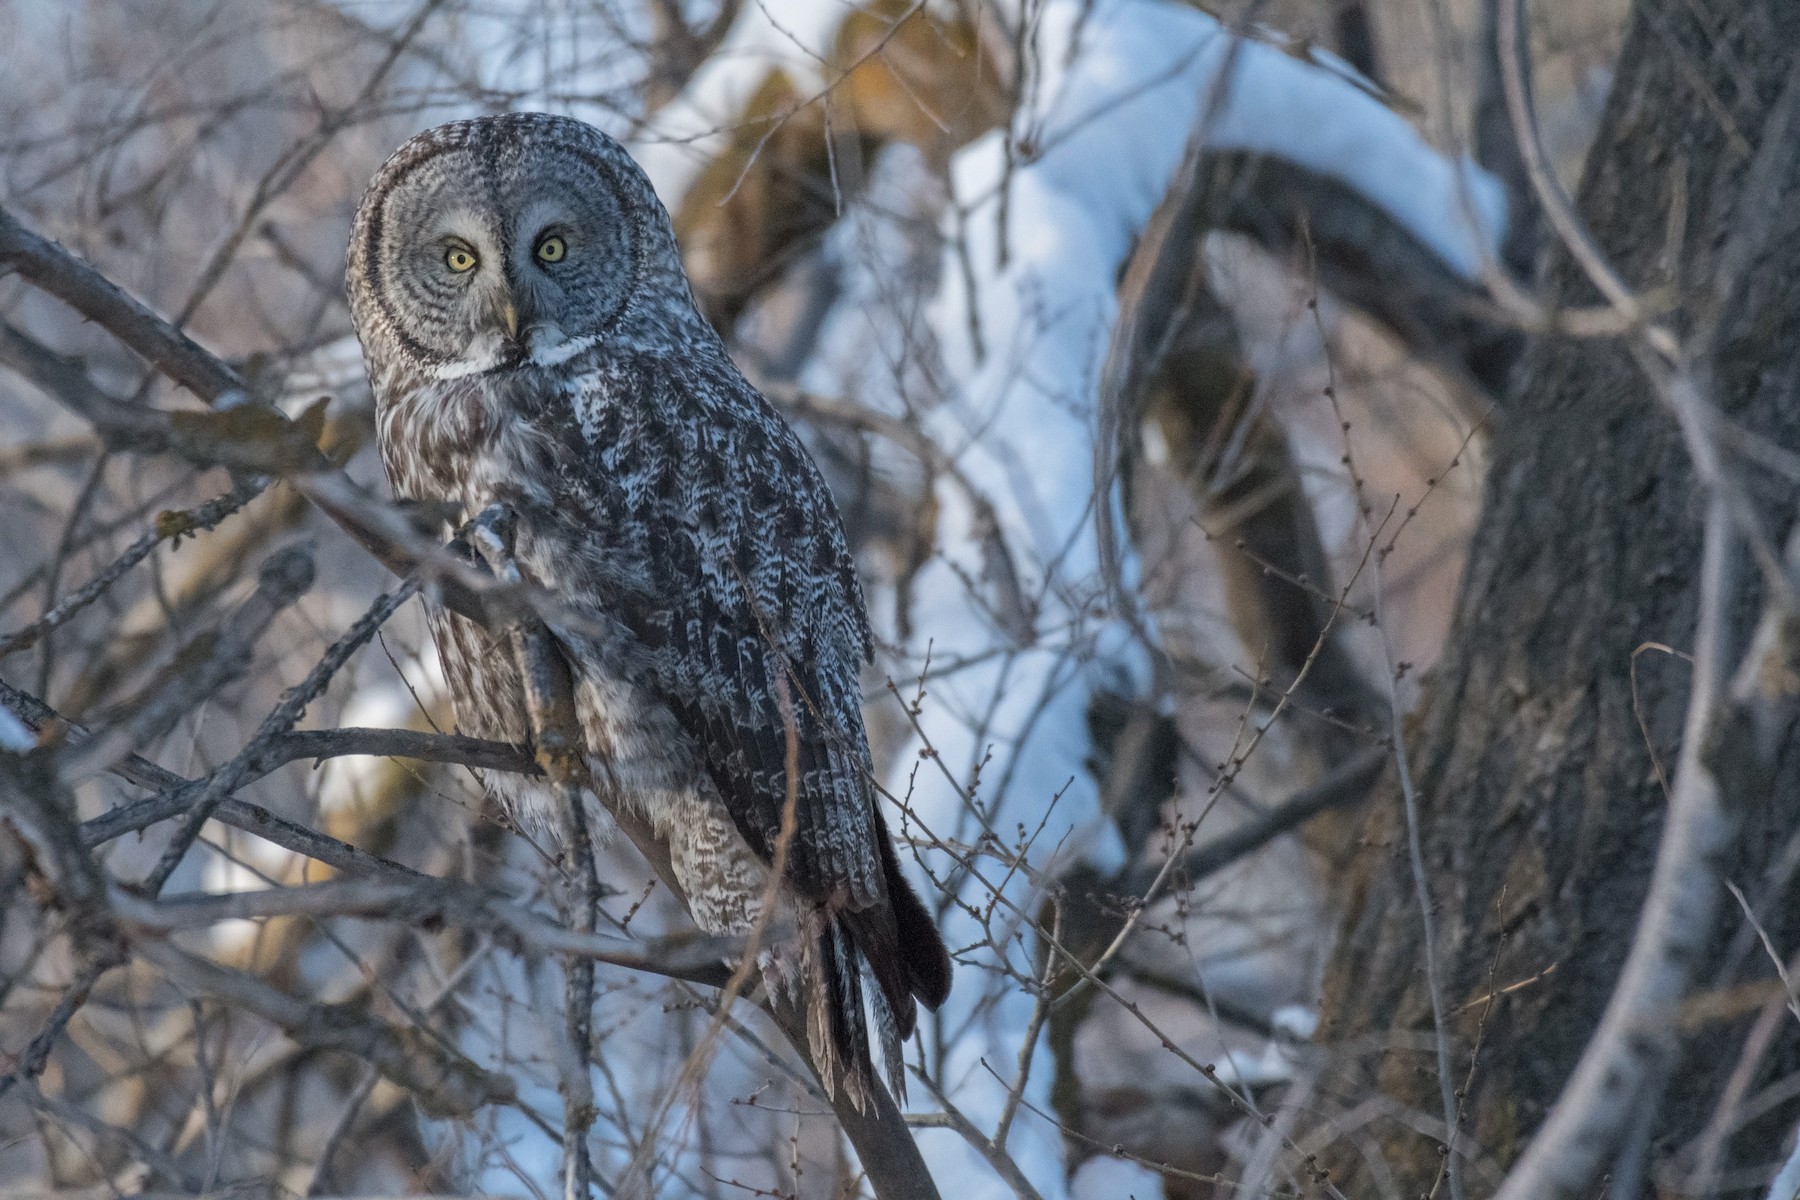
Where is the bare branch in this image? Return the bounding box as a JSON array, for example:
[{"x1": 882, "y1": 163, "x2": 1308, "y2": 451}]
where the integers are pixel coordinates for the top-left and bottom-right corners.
[
  {"x1": 1494, "y1": 517, "x2": 1800, "y2": 1198},
  {"x1": 78, "y1": 726, "x2": 534, "y2": 848},
  {"x1": 0, "y1": 319, "x2": 175, "y2": 452},
  {"x1": 906, "y1": 1088, "x2": 1046, "y2": 1200},
  {"x1": 1117, "y1": 745, "x2": 1384, "y2": 896},
  {"x1": 112, "y1": 878, "x2": 738, "y2": 986},
  {"x1": 0, "y1": 206, "x2": 245, "y2": 403},
  {"x1": 0, "y1": 755, "x2": 126, "y2": 1104},
  {"x1": 1471, "y1": 0, "x2": 1541, "y2": 277}
]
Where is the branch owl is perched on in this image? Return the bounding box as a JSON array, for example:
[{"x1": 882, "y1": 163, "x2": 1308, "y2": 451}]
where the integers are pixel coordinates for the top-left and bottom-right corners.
[{"x1": 346, "y1": 113, "x2": 950, "y2": 1105}]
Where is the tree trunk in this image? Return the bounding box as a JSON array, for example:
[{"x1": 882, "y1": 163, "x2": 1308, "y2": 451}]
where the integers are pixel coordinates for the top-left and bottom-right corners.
[{"x1": 1317, "y1": 2, "x2": 1800, "y2": 1192}]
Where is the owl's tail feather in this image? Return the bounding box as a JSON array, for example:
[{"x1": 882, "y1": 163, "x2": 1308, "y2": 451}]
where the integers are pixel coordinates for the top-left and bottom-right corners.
[
  {"x1": 800, "y1": 914, "x2": 875, "y2": 1112},
  {"x1": 793, "y1": 808, "x2": 954, "y2": 1112},
  {"x1": 833, "y1": 906, "x2": 912, "y2": 1105},
  {"x1": 832, "y1": 873, "x2": 951, "y2": 1107},
  {"x1": 787, "y1": 908, "x2": 922, "y2": 1113},
  {"x1": 874, "y1": 805, "x2": 954, "y2": 1014}
]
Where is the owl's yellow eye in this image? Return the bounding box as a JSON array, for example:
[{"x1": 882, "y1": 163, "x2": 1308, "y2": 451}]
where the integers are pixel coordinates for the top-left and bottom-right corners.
[
  {"x1": 535, "y1": 235, "x2": 566, "y2": 264},
  {"x1": 444, "y1": 245, "x2": 478, "y2": 273}
]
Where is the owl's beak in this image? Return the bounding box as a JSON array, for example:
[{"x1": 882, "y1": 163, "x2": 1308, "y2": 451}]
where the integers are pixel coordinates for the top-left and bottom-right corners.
[{"x1": 483, "y1": 289, "x2": 530, "y2": 367}]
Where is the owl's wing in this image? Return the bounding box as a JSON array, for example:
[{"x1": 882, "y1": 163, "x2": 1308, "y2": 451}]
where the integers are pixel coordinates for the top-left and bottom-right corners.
[
  {"x1": 569, "y1": 356, "x2": 884, "y2": 910},
  {"x1": 561, "y1": 355, "x2": 950, "y2": 1091}
]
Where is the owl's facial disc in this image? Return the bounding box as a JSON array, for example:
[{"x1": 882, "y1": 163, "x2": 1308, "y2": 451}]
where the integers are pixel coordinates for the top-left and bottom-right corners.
[{"x1": 369, "y1": 141, "x2": 638, "y2": 377}]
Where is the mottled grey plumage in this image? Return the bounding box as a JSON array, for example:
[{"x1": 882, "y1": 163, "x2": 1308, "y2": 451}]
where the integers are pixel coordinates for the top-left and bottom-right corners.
[{"x1": 346, "y1": 113, "x2": 950, "y2": 1105}]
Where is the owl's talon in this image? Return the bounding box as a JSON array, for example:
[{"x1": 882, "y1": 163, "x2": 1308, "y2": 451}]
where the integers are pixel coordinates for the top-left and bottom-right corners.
[{"x1": 464, "y1": 502, "x2": 518, "y2": 552}]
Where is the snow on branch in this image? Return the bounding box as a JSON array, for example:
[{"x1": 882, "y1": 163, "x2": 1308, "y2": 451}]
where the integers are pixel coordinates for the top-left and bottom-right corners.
[{"x1": 731, "y1": 2, "x2": 1511, "y2": 1196}]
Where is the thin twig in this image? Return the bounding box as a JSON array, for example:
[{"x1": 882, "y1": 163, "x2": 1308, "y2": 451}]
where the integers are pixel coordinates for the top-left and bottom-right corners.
[
  {"x1": 111, "y1": 878, "x2": 738, "y2": 984},
  {"x1": 135, "y1": 938, "x2": 517, "y2": 1120}
]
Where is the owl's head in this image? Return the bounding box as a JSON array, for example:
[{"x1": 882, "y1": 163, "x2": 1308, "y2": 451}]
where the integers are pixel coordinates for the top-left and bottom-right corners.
[{"x1": 347, "y1": 113, "x2": 697, "y2": 379}]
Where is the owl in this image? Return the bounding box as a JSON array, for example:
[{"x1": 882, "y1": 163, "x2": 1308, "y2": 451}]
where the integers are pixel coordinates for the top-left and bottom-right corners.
[{"x1": 346, "y1": 112, "x2": 950, "y2": 1106}]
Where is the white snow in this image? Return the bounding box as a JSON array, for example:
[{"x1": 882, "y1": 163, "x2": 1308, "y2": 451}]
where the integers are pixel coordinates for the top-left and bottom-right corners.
[
  {"x1": 630, "y1": 0, "x2": 856, "y2": 202},
  {"x1": 1271, "y1": 1003, "x2": 1321, "y2": 1042}
]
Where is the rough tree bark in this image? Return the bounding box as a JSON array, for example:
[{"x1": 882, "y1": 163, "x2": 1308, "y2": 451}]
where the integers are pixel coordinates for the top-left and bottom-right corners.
[{"x1": 1317, "y1": 1, "x2": 1800, "y2": 1191}]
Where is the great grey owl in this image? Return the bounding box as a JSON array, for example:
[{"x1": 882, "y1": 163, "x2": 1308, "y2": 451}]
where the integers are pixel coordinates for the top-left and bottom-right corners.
[{"x1": 346, "y1": 112, "x2": 950, "y2": 1105}]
